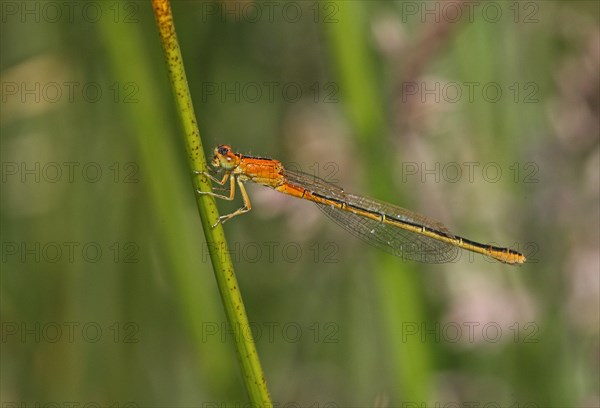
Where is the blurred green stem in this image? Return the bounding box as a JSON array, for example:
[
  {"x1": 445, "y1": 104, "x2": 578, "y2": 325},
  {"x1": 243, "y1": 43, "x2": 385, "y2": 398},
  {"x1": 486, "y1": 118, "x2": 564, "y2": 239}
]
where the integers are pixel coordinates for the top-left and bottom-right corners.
[
  {"x1": 151, "y1": 0, "x2": 271, "y2": 403},
  {"x1": 325, "y1": 1, "x2": 433, "y2": 401}
]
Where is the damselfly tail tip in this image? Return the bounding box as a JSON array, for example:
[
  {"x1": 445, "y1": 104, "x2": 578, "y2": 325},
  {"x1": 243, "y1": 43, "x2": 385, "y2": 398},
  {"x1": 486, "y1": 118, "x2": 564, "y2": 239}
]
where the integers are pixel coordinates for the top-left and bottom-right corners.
[{"x1": 492, "y1": 249, "x2": 526, "y2": 265}]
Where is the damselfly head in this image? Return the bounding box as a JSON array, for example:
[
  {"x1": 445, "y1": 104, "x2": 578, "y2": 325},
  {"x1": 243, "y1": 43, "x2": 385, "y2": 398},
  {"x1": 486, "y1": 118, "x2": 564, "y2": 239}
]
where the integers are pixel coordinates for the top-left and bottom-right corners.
[{"x1": 213, "y1": 144, "x2": 240, "y2": 170}]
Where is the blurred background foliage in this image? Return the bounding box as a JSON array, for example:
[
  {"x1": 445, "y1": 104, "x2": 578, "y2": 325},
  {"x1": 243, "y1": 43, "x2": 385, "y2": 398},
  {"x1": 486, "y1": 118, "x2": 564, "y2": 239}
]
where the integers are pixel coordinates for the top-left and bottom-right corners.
[{"x1": 1, "y1": 1, "x2": 599, "y2": 407}]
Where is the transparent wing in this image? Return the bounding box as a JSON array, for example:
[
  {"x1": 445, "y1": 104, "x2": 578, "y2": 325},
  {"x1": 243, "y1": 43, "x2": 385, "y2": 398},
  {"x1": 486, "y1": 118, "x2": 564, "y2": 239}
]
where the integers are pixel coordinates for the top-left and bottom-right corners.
[
  {"x1": 316, "y1": 201, "x2": 459, "y2": 263},
  {"x1": 282, "y1": 169, "x2": 459, "y2": 263}
]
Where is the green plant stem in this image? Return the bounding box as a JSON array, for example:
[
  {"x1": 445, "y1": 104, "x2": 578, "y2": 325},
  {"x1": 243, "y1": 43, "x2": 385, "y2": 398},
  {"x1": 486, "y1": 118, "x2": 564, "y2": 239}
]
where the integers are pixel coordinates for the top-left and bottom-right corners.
[{"x1": 151, "y1": 0, "x2": 271, "y2": 404}]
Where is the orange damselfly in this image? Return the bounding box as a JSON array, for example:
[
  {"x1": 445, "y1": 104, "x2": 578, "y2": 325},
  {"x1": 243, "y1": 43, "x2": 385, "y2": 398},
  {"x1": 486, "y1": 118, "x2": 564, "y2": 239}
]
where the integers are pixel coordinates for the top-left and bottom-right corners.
[{"x1": 196, "y1": 145, "x2": 526, "y2": 265}]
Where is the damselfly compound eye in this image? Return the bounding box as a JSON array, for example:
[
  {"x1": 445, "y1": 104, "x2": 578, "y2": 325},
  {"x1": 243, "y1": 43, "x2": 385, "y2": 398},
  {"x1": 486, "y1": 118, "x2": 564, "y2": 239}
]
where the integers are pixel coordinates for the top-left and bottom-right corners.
[{"x1": 218, "y1": 145, "x2": 230, "y2": 155}]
